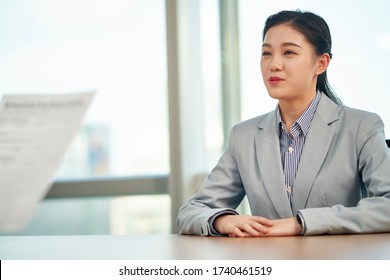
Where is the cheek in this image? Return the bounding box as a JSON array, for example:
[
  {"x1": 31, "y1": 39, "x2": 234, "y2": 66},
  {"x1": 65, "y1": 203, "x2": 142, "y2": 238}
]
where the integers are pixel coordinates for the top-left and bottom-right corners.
[
  {"x1": 260, "y1": 60, "x2": 267, "y2": 75},
  {"x1": 286, "y1": 61, "x2": 312, "y2": 77}
]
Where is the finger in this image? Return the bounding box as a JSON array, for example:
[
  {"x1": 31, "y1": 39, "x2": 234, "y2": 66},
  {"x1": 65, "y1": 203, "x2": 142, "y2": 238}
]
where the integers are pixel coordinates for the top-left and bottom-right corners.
[
  {"x1": 251, "y1": 216, "x2": 274, "y2": 226},
  {"x1": 231, "y1": 227, "x2": 247, "y2": 238},
  {"x1": 229, "y1": 232, "x2": 251, "y2": 238},
  {"x1": 241, "y1": 223, "x2": 262, "y2": 237},
  {"x1": 250, "y1": 222, "x2": 270, "y2": 234},
  {"x1": 232, "y1": 226, "x2": 259, "y2": 237}
]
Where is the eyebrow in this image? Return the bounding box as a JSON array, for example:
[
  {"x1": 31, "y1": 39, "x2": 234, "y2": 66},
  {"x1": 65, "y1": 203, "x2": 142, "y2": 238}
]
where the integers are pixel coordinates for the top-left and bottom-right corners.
[{"x1": 262, "y1": 42, "x2": 303, "y2": 48}]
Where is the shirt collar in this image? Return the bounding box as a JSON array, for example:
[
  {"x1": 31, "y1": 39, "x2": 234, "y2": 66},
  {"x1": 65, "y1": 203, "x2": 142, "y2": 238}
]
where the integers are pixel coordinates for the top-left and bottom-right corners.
[{"x1": 276, "y1": 91, "x2": 321, "y2": 137}]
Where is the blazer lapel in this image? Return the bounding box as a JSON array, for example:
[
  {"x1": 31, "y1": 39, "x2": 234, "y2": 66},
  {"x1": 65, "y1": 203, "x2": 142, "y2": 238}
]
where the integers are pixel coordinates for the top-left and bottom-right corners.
[
  {"x1": 255, "y1": 111, "x2": 293, "y2": 218},
  {"x1": 292, "y1": 94, "x2": 339, "y2": 214}
]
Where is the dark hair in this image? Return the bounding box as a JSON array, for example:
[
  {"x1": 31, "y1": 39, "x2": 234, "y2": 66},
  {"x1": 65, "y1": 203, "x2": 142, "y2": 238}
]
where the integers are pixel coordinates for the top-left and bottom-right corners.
[{"x1": 263, "y1": 10, "x2": 342, "y2": 105}]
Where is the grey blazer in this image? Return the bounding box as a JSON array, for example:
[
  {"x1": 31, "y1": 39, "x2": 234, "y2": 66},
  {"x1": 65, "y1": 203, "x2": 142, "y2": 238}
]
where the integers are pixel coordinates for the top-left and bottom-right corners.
[{"x1": 177, "y1": 94, "x2": 390, "y2": 236}]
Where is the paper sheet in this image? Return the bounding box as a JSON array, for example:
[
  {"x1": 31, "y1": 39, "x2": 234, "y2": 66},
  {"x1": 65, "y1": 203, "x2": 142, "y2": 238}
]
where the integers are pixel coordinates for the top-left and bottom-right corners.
[{"x1": 0, "y1": 92, "x2": 95, "y2": 231}]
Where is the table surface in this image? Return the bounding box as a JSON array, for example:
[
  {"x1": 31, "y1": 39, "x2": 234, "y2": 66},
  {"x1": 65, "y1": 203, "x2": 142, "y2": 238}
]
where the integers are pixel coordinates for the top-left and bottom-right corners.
[{"x1": 1, "y1": 233, "x2": 389, "y2": 260}]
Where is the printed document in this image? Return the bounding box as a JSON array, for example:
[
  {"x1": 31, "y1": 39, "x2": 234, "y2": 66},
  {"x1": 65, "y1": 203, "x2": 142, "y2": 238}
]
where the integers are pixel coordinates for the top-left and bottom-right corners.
[{"x1": 0, "y1": 92, "x2": 95, "y2": 231}]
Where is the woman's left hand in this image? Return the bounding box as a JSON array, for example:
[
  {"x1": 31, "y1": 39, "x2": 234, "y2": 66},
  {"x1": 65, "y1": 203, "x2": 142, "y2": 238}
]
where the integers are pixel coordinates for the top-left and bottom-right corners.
[{"x1": 228, "y1": 217, "x2": 302, "y2": 237}]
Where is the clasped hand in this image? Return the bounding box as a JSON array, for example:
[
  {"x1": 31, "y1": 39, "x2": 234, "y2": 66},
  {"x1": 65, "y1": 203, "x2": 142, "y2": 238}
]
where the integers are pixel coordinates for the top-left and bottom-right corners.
[{"x1": 214, "y1": 214, "x2": 302, "y2": 237}]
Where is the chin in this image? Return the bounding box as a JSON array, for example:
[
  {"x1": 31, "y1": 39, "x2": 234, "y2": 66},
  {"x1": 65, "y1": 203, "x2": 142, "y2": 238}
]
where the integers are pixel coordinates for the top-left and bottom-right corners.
[{"x1": 267, "y1": 89, "x2": 288, "y2": 100}]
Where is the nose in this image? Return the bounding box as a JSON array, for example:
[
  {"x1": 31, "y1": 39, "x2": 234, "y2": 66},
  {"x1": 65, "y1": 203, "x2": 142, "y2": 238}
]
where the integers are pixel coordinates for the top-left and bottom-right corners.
[{"x1": 270, "y1": 55, "x2": 283, "y2": 72}]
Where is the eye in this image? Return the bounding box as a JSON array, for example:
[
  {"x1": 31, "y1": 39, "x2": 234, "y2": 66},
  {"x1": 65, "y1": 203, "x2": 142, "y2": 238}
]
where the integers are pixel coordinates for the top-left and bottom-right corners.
[
  {"x1": 262, "y1": 51, "x2": 271, "y2": 57},
  {"x1": 284, "y1": 50, "x2": 296, "y2": 55}
]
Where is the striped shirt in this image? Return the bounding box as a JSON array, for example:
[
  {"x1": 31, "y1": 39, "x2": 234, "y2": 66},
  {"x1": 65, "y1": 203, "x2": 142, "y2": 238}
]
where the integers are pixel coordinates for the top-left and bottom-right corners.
[{"x1": 276, "y1": 92, "x2": 321, "y2": 206}]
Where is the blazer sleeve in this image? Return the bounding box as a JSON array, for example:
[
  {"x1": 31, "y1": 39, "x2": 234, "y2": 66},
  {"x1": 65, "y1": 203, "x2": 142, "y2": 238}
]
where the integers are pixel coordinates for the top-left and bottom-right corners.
[
  {"x1": 176, "y1": 125, "x2": 246, "y2": 236},
  {"x1": 299, "y1": 113, "x2": 390, "y2": 235}
]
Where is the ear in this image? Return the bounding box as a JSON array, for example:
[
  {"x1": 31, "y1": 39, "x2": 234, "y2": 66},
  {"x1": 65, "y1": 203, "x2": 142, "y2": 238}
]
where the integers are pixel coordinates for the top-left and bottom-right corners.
[{"x1": 316, "y1": 53, "x2": 331, "y2": 75}]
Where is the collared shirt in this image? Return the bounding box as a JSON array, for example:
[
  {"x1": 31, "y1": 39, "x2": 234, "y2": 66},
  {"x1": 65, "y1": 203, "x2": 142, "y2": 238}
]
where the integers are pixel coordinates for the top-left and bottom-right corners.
[{"x1": 277, "y1": 91, "x2": 321, "y2": 206}]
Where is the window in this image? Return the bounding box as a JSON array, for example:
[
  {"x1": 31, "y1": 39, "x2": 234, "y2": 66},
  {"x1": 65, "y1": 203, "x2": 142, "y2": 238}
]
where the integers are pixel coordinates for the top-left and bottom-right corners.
[
  {"x1": 0, "y1": 0, "x2": 169, "y2": 178},
  {"x1": 0, "y1": 0, "x2": 169, "y2": 235}
]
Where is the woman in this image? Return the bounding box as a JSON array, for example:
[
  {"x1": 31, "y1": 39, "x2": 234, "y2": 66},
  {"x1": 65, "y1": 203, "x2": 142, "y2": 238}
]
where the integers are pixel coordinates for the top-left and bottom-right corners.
[{"x1": 177, "y1": 10, "x2": 390, "y2": 237}]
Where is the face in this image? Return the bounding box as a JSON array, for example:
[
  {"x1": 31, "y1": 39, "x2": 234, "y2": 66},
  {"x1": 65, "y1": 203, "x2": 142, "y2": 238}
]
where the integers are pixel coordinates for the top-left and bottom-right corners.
[{"x1": 261, "y1": 24, "x2": 327, "y2": 103}]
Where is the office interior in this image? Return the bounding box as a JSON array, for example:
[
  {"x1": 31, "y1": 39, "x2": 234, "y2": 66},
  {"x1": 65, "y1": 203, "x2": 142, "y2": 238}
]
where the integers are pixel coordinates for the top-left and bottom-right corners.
[{"x1": 0, "y1": 0, "x2": 389, "y2": 236}]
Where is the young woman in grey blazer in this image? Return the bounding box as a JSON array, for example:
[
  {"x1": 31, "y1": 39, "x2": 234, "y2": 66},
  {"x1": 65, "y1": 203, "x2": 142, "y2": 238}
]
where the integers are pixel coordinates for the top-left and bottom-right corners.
[{"x1": 177, "y1": 10, "x2": 390, "y2": 237}]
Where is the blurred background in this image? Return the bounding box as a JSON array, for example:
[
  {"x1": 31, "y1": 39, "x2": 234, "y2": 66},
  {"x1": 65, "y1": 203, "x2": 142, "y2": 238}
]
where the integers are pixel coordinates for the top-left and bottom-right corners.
[{"x1": 0, "y1": 0, "x2": 389, "y2": 235}]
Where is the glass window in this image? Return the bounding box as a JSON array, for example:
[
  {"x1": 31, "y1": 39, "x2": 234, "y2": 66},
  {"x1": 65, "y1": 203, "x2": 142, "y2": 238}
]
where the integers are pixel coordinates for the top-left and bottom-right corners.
[
  {"x1": 0, "y1": 195, "x2": 171, "y2": 236},
  {"x1": 200, "y1": 0, "x2": 224, "y2": 169},
  {"x1": 0, "y1": 0, "x2": 169, "y2": 179},
  {"x1": 0, "y1": 0, "x2": 169, "y2": 235}
]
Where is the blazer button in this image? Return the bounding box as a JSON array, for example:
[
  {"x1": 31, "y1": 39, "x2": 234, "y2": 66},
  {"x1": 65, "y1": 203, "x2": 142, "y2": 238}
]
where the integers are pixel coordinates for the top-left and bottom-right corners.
[{"x1": 287, "y1": 186, "x2": 292, "y2": 193}]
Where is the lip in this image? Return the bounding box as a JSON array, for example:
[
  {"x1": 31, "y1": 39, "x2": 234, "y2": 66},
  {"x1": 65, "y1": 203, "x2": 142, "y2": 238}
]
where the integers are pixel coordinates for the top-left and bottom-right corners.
[{"x1": 268, "y1": 76, "x2": 284, "y2": 85}]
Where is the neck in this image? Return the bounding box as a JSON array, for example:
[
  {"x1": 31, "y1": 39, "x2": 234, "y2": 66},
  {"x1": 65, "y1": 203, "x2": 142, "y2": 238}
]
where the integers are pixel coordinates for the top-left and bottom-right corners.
[{"x1": 278, "y1": 91, "x2": 316, "y2": 130}]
